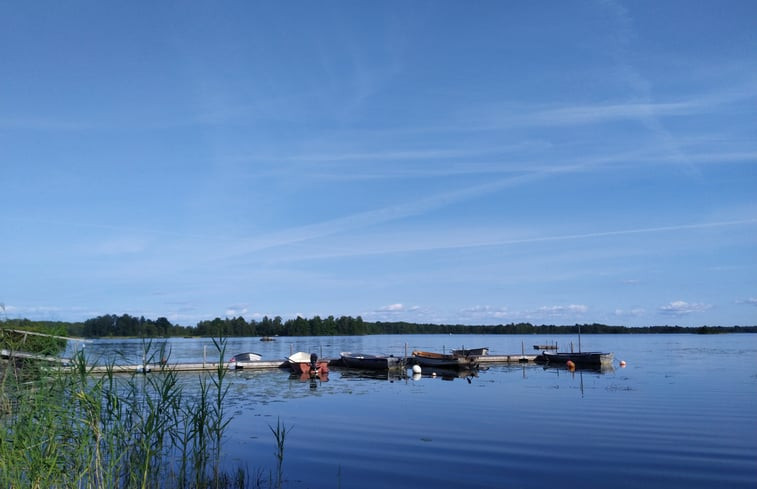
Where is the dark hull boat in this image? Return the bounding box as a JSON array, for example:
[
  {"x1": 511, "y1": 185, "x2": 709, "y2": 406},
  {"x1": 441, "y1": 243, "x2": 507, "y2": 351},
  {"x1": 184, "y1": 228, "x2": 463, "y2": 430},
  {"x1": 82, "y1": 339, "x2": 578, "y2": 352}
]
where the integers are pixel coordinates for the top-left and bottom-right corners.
[
  {"x1": 412, "y1": 350, "x2": 479, "y2": 369},
  {"x1": 534, "y1": 351, "x2": 613, "y2": 367},
  {"x1": 340, "y1": 352, "x2": 402, "y2": 370}
]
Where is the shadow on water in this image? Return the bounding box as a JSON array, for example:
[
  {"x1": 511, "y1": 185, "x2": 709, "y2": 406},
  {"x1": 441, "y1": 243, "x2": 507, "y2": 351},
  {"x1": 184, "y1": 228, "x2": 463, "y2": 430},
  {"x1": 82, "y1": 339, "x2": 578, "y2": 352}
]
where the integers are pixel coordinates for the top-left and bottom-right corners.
[{"x1": 336, "y1": 368, "x2": 406, "y2": 382}]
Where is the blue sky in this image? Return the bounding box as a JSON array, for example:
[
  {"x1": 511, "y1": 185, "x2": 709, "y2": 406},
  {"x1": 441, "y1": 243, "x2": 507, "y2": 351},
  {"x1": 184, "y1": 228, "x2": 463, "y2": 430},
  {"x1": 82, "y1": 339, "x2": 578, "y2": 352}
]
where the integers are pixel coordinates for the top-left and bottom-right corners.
[{"x1": 1, "y1": 1, "x2": 755, "y2": 327}]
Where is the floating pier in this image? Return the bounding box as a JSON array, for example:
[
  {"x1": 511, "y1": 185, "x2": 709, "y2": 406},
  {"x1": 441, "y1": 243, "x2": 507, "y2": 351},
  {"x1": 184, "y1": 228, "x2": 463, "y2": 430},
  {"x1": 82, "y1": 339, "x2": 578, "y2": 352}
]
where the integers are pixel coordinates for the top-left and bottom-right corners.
[
  {"x1": 85, "y1": 354, "x2": 538, "y2": 374},
  {"x1": 4, "y1": 350, "x2": 538, "y2": 374},
  {"x1": 86, "y1": 360, "x2": 288, "y2": 374},
  {"x1": 478, "y1": 354, "x2": 537, "y2": 364},
  {"x1": 1, "y1": 348, "x2": 70, "y2": 364}
]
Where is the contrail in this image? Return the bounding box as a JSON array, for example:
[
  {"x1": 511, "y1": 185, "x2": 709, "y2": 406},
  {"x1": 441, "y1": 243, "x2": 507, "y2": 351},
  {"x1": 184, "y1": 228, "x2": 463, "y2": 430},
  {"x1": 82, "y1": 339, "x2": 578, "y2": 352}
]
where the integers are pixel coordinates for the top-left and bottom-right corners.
[{"x1": 493, "y1": 219, "x2": 757, "y2": 246}]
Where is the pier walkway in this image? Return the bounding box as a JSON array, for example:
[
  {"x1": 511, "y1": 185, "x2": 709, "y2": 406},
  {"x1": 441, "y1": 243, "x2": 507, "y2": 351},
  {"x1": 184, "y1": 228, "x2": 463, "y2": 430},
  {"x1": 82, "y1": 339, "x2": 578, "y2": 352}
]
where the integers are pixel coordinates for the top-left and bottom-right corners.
[{"x1": 3, "y1": 349, "x2": 538, "y2": 374}]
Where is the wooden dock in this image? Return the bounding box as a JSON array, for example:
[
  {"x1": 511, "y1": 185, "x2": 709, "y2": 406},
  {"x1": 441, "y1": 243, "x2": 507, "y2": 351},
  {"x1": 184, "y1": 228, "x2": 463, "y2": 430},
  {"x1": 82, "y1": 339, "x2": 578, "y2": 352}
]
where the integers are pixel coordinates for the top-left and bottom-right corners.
[
  {"x1": 86, "y1": 360, "x2": 289, "y2": 374},
  {"x1": 478, "y1": 354, "x2": 537, "y2": 364},
  {"x1": 4, "y1": 350, "x2": 538, "y2": 374},
  {"x1": 1, "y1": 348, "x2": 70, "y2": 364}
]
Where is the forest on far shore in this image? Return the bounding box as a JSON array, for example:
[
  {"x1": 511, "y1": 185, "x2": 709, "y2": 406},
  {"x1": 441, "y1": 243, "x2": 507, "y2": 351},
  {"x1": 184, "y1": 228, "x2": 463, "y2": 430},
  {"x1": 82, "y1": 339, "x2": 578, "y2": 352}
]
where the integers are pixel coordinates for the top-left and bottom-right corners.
[{"x1": 2, "y1": 314, "x2": 756, "y2": 338}]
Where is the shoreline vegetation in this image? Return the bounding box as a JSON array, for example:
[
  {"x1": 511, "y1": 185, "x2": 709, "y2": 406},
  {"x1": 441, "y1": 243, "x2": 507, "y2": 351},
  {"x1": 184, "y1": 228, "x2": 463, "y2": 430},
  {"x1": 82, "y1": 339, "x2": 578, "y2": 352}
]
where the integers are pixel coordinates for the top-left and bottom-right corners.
[
  {"x1": 2, "y1": 315, "x2": 756, "y2": 340},
  {"x1": 0, "y1": 335, "x2": 288, "y2": 489}
]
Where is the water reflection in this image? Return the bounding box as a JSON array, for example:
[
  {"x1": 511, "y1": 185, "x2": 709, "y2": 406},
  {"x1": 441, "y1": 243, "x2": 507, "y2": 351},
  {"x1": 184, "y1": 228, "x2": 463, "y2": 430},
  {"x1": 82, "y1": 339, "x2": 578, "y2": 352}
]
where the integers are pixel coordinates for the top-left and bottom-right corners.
[
  {"x1": 337, "y1": 369, "x2": 406, "y2": 382},
  {"x1": 290, "y1": 371, "x2": 329, "y2": 384},
  {"x1": 538, "y1": 363, "x2": 615, "y2": 374},
  {"x1": 413, "y1": 367, "x2": 481, "y2": 382},
  {"x1": 60, "y1": 335, "x2": 757, "y2": 489}
]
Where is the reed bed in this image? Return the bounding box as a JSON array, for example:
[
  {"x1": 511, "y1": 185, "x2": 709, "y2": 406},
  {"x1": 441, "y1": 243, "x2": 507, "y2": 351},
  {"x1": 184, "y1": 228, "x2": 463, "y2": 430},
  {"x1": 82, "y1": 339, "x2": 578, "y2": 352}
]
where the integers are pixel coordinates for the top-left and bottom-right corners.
[{"x1": 0, "y1": 335, "x2": 285, "y2": 489}]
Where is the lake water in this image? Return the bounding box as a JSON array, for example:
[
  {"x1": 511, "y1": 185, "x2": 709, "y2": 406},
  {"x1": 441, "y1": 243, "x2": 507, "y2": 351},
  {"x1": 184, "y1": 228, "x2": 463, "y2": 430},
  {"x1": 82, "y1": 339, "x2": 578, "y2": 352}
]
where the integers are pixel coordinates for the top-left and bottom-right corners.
[{"x1": 66, "y1": 334, "x2": 757, "y2": 489}]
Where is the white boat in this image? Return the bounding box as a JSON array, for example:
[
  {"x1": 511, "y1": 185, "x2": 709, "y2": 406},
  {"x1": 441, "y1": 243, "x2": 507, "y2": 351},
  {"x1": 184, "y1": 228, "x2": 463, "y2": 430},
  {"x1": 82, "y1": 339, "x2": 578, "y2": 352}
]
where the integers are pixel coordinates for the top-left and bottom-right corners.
[
  {"x1": 286, "y1": 351, "x2": 329, "y2": 376},
  {"x1": 228, "y1": 352, "x2": 263, "y2": 369}
]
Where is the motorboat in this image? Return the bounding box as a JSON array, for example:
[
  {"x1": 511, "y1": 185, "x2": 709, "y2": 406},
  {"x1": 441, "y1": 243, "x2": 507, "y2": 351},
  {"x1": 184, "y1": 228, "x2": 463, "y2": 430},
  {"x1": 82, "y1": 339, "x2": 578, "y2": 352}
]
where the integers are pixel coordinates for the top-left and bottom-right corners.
[{"x1": 286, "y1": 351, "x2": 329, "y2": 377}]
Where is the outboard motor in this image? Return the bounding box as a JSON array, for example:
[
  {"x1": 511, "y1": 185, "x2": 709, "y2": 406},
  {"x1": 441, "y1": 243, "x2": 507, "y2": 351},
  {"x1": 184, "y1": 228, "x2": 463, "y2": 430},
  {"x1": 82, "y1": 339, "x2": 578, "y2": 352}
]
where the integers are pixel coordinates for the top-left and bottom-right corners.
[{"x1": 309, "y1": 353, "x2": 318, "y2": 375}]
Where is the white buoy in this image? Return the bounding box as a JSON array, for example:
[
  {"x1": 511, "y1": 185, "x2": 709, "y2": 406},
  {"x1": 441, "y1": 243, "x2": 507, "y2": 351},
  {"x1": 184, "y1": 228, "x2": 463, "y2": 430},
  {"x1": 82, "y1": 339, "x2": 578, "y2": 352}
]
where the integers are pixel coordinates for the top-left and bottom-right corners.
[
  {"x1": 412, "y1": 364, "x2": 422, "y2": 374},
  {"x1": 412, "y1": 373, "x2": 422, "y2": 381}
]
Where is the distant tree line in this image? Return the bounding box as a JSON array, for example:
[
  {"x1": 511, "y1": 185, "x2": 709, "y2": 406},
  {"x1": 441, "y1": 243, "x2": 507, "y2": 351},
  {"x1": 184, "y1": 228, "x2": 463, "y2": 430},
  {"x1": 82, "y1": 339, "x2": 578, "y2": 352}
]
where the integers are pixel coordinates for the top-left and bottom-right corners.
[{"x1": 2, "y1": 315, "x2": 757, "y2": 339}]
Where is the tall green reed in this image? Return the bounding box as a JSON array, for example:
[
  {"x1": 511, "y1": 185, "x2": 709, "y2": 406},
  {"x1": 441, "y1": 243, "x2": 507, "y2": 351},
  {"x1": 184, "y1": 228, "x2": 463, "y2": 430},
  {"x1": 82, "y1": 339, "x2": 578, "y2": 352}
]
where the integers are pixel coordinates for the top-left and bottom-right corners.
[
  {"x1": 0, "y1": 335, "x2": 278, "y2": 489},
  {"x1": 269, "y1": 418, "x2": 292, "y2": 489}
]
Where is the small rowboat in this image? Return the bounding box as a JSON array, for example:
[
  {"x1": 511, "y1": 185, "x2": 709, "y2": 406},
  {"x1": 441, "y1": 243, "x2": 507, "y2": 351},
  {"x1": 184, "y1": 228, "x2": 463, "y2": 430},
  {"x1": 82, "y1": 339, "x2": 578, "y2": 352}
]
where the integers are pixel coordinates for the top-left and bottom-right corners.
[
  {"x1": 412, "y1": 350, "x2": 478, "y2": 370},
  {"x1": 228, "y1": 352, "x2": 263, "y2": 369},
  {"x1": 340, "y1": 352, "x2": 402, "y2": 370},
  {"x1": 451, "y1": 347, "x2": 489, "y2": 357},
  {"x1": 229, "y1": 352, "x2": 262, "y2": 363},
  {"x1": 534, "y1": 351, "x2": 613, "y2": 367}
]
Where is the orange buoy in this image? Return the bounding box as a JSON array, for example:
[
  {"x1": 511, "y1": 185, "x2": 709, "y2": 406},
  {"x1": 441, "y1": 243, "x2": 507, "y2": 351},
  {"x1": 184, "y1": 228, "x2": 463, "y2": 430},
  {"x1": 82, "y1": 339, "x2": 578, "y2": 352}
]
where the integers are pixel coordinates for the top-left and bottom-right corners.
[
  {"x1": 566, "y1": 360, "x2": 576, "y2": 370},
  {"x1": 619, "y1": 360, "x2": 627, "y2": 367}
]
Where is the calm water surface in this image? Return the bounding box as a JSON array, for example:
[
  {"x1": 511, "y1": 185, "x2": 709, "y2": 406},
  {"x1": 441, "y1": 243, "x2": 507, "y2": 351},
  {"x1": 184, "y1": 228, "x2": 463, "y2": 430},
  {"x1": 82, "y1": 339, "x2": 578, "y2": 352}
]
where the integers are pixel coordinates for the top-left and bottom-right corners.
[{"x1": 67, "y1": 334, "x2": 757, "y2": 489}]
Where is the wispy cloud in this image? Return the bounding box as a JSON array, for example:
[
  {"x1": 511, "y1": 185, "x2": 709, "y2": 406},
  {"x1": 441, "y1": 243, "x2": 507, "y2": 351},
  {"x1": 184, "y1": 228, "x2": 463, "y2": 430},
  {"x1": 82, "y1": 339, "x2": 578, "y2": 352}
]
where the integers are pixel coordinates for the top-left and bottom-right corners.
[
  {"x1": 378, "y1": 303, "x2": 406, "y2": 312},
  {"x1": 614, "y1": 308, "x2": 646, "y2": 317},
  {"x1": 224, "y1": 304, "x2": 249, "y2": 317},
  {"x1": 659, "y1": 300, "x2": 712, "y2": 316},
  {"x1": 536, "y1": 304, "x2": 589, "y2": 316},
  {"x1": 524, "y1": 100, "x2": 696, "y2": 126},
  {"x1": 0, "y1": 116, "x2": 92, "y2": 131},
  {"x1": 375, "y1": 303, "x2": 421, "y2": 314},
  {"x1": 459, "y1": 305, "x2": 512, "y2": 321},
  {"x1": 91, "y1": 237, "x2": 149, "y2": 255},
  {"x1": 262, "y1": 218, "x2": 757, "y2": 263},
  {"x1": 457, "y1": 304, "x2": 589, "y2": 323},
  {"x1": 363, "y1": 303, "x2": 425, "y2": 322},
  {"x1": 217, "y1": 170, "x2": 567, "y2": 258}
]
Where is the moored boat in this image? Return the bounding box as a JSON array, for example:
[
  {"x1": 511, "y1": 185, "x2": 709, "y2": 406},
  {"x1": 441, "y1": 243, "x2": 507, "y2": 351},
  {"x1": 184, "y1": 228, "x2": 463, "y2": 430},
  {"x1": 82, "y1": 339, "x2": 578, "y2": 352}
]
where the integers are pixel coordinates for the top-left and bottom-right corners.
[
  {"x1": 228, "y1": 352, "x2": 263, "y2": 369},
  {"x1": 286, "y1": 351, "x2": 329, "y2": 377},
  {"x1": 340, "y1": 352, "x2": 402, "y2": 370},
  {"x1": 229, "y1": 352, "x2": 262, "y2": 363},
  {"x1": 534, "y1": 351, "x2": 613, "y2": 367},
  {"x1": 412, "y1": 350, "x2": 479, "y2": 369},
  {"x1": 451, "y1": 347, "x2": 489, "y2": 357}
]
